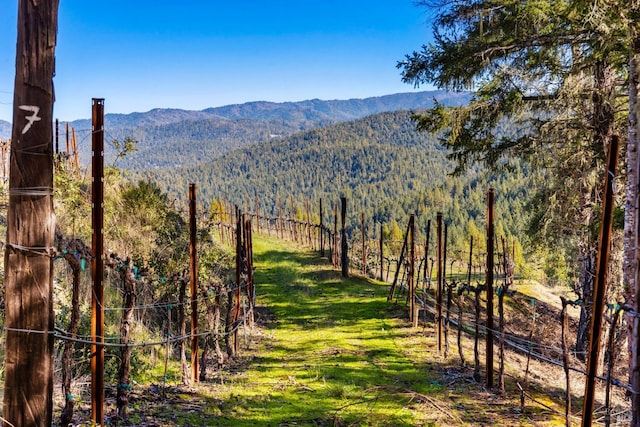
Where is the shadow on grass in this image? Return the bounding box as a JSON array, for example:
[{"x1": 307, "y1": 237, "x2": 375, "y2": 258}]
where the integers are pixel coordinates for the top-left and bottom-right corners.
[{"x1": 83, "y1": 238, "x2": 623, "y2": 426}]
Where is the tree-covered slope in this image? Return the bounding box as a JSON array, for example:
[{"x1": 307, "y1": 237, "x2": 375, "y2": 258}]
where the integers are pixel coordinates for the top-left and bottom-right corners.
[
  {"x1": 0, "y1": 119, "x2": 10, "y2": 139},
  {"x1": 136, "y1": 110, "x2": 532, "y2": 251},
  {"x1": 67, "y1": 91, "x2": 470, "y2": 169}
]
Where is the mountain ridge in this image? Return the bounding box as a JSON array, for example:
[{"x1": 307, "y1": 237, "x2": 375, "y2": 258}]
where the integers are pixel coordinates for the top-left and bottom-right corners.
[
  {"x1": 0, "y1": 120, "x2": 10, "y2": 139},
  {"x1": 67, "y1": 90, "x2": 469, "y2": 169}
]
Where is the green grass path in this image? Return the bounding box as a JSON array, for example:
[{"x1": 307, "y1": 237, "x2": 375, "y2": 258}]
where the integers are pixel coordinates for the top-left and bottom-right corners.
[{"x1": 210, "y1": 235, "x2": 439, "y2": 426}]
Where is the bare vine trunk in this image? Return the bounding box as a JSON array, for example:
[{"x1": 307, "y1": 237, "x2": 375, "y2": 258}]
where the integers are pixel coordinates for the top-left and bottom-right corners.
[
  {"x1": 60, "y1": 250, "x2": 82, "y2": 427},
  {"x1": 115, "y1": 258, "x2": 136, "y2": 420},
  {"x1": 178, "y1": 274, "x2": 190, "y2": 385}
]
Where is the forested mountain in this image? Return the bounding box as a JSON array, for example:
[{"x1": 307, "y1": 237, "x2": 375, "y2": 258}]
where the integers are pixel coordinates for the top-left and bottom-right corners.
[
  {"x1": 0, "y1": 119, "x2": 10, "y2": 139},
  {"x1": 65, "y1": 91, "x2": 469, "y2": 169},
  {"x1": 135, "y1": 110, "x2": 532, "y2": 257}
]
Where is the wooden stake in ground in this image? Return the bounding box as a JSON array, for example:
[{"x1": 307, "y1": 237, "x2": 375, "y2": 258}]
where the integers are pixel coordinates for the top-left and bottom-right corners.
[{"x1": 4, "y1": 2, "x2": 58, "y2": 425}]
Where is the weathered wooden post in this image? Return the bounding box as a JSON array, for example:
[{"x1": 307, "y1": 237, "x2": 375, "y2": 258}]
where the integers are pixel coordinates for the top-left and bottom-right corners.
[{"x1": 3, "y1": 4, "x2": 59, "y2": 424}]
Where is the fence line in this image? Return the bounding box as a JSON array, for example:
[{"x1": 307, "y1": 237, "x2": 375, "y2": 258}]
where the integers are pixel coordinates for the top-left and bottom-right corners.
[{"x1": 210, "y1": 195, "x2": 633, "y2": 424}]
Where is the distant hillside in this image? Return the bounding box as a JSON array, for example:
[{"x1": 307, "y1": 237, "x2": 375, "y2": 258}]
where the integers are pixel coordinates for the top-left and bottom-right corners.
[
  {"x1": 0, "y1": 120, "x2": 10, "y2": 139},
  {"x1": 67, "y1": 91, "x2": 469, "y2": 169},
  {"x1": 134, "y1": 110, "x2": 531, "y2": 244}
]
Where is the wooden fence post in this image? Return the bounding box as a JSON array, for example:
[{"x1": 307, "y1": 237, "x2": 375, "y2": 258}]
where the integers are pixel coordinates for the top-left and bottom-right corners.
[{"x1": 4, "y1": 6, "x2": 58, "y2": 424}]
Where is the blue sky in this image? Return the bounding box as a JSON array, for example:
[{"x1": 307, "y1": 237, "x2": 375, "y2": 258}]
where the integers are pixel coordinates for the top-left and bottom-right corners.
[{"x1": 0, "y1": 1, "x2": 434, "y2": 122}]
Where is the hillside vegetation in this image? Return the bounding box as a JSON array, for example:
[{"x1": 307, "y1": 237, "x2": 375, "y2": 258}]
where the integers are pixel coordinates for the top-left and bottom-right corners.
[
  {"x1": 138, "y1": 110, "x2": 533, "y2": 261},
  {"x1": 0, "y1": 120, "x2": 10, "y2": 139}
]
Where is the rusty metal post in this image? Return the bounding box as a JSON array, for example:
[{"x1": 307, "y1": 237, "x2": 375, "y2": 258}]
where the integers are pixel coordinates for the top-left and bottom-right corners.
[
  {"x1": 380, "y1": 223, "x2": 384, "y2": 282},
  {"x1": 91, "y1": 98, "x2": 105, "y2": 424},
  {"x1": 306, "y1": 198, "x2": 312, "y2": 247},
  {"x1": 189, "y1": 183, "x2": 199, "y2": 382},
  {"x1": 486, "y1": 188, "x2": 495, "y2": 388},
  {"x1": 341, "y1": 197, "x2": 348, "y2": 277},
  {"x1": 333, "y1": 203, "x2": 338, "y2": 267},
  {"x1": 234, "y1": 209, "x2": 242, "y2": 354},
  {"x1": 278, "y1": 197, "x2": 283, "y2": 240},
  {"x1": 424, "y1": 219, "x2": 431, "y2": 284},
  {"x1": 436, "y1": 212, "x2": 443, "y2": 353},
  {"x1": 55, "y1": 118, "x2": 59, "y2": 155},
  {"x1": 290, "y1": 196, "x2": 296, "y2": 242},
  {"x1": 320, "y1": 199, "x2": 325, "y2": 256},
  {"x1": 409, "y1": 215, "x2": 416, "y2": 326},
  {"x1": 255, "y1": 196, "x2": 260, "y2": 234},
  {"x1": 361, "y1": 212, "x2": 366, "y2": 276},
  {"x1": 582, "y1": 136, "x2": 619, "y2": 426},
  {"x1": 65, "y1": 120, "x2": 69, "y2": 155}
]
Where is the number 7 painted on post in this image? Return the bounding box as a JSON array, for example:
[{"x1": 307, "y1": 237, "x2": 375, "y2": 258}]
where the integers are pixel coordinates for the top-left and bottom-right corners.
[{"x1": 19, "y1": 105, "x2": 41, "y2": 135}]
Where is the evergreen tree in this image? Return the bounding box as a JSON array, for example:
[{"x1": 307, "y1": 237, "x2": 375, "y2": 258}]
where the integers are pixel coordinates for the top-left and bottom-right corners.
[{"x1": 398, "y1": 0, "x2": 628, "y2": 355}]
